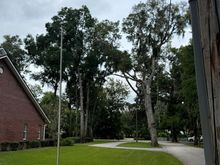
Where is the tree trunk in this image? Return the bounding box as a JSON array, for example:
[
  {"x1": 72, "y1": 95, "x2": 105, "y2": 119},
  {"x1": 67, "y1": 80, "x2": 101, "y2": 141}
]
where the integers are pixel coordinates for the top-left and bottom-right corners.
[
  {"x1": 143, "y1": 80, "x2": 158, "y2": 147},
  {"x1": 75, "y1": 109, "x2": 78, "y2": 136},
  {"x1": 193, "y1": 118, "x2": 199, "y2": 146},
  {"x1": 84, "y1": 84, "x2": 90, "y2": 137},
  {"x1": 89, "y1": 97, "x2": 97, "y2": 138},
  {"x1": 54, "y1": 83, "x2": 58, "y2": 96},
  {"x1": 79, "y1": 71, "x2": 85, "y2": 142},
  {"x1": 171, "y1": 126, "x2": 178, "y2": 142}
]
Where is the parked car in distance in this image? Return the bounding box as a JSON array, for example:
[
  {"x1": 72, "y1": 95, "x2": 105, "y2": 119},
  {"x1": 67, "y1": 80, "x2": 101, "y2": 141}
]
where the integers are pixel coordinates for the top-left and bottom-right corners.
[
  {"x1": 187, "y1": 136, "x2": 195, "y2": 142},
  {"x1": 200, "y1": 136, "x2": 203, "y2": 142},
  {"x1": 187, "y1": 136, "x2": 203, "y2": 142}
]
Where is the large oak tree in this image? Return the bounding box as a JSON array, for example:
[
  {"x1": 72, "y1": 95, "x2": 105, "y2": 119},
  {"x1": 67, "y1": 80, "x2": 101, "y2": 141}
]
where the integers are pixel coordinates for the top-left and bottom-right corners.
[{"x1": 121, "y1": 0, "x2": 188, "y2": 146}]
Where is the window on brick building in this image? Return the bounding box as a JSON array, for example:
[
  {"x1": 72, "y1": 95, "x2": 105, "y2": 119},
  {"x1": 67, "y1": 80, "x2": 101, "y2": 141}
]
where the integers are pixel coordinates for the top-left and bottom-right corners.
[
  {"x1": 23, "y1": 124, "x2": 28, "y2": 141},
  {"x1": 38, "y1": 125, "x2": 41, "y2": 140}
]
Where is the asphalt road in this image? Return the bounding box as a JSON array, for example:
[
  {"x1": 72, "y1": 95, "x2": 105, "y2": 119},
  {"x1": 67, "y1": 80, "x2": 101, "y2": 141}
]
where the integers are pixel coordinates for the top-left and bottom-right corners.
[{"x1": 90, "y1": 140, "x2": 205, "y2": 165}]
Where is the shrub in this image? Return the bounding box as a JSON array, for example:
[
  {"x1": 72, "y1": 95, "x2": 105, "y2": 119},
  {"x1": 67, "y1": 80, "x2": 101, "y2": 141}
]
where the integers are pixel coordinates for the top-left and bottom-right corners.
[
  {"x1": 9, "y1": 142, "x2": 19, "y2": 151},
  {"x1": 72, "y1": 137, "x2": 80, "y2": 143},
  {"x1": 18, "y1": 141, "x2": 29, "y2": 150},
  {"x1": 41, "y1": 139, "x2": 56, "y2": 147},
  {"x1": 134, "y1": 137, "x2": 145, "y2": 140},
  {"x1": 158, "y1": 131, "x2": 169, "y2": 138},
  {"x1": 29, "y1": 141, "x2": 41, "y2": 148},
  {"x1": 0, "y1": 142, "x2": 19, "y2": 151},
  {"x1": 0, "y1": 142, "x2": 9, "y2": 151},
  {"x1": 80, "y1": 137, "x2": 94, "y2": 143},
  {"x1": 115, "y1": 133, "x2": 124, "y2": 140},
  {"x1": 61, "y1": 137, "x2": 74, "y2": 146},
  {"x1": 0, "y1": 139, "x2": 56, "y2": 152},
  {"x1": 23, "y1": 141, "x2": 30, "y2": 149}
]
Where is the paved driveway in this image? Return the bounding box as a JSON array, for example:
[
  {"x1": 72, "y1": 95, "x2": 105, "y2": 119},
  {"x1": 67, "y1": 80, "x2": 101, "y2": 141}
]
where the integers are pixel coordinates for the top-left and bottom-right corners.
[
  {"x1": 90, "y1": 140, "x2": 205, "y2": 165},
  {"x1": 161, "y1": 141, "x2": 205, "y2": 165}
]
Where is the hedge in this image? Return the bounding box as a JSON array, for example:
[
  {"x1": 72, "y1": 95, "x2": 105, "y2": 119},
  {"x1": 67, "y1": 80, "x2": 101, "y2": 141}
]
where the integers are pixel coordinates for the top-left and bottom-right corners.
[{"x1": 0, "y1": 139, "x2": 55, "y2": 152}]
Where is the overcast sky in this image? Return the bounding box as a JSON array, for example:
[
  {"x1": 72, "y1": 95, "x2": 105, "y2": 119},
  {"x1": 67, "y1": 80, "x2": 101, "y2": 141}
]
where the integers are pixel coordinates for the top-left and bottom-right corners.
[
  {"x1": 0, "y1": 0, "x2": 190, "y2": 47},
  {"x1": 0, "y1": 0, "x2": 146, "y2": 42},
  {"x1": 0, "y1": 0, "x2": 191, "y2": 102}
]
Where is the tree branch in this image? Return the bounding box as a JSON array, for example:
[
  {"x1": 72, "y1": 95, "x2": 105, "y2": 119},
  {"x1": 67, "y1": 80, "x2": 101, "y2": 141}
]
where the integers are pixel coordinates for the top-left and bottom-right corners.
[
  {"x1": 122, "y1": 73, "x2": 140, "y2": 96},
  {"x1": 113, "y1": 73, "x2": 140, "y2": 96}
]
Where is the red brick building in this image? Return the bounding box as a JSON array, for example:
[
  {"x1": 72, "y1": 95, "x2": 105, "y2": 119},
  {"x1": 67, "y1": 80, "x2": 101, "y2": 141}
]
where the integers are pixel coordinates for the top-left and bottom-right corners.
[{"x1": 0, "y1": 48, "x2": 50, "y2": 142}]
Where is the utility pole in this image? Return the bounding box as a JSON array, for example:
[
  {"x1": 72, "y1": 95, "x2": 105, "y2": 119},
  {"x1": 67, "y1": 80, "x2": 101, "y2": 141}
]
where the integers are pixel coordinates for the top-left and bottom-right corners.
[
  {"x1": 189, "y1": 0, "x2": 220, "y2": 164},
  {"x1": 136, "y1": 107, "x2": 138, "y2": 143},
  {"x1": 56, "y1": 27, "x2": 63, "y2": 165}
]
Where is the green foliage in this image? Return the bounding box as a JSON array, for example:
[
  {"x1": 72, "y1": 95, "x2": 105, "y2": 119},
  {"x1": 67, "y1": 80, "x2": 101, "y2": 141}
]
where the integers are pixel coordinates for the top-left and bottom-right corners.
[
  {"x1": 62, "y1": 108, "x2": 78, "y2": 138},
  {"x1": 40, "y1": 140, "x2": 56, "y2": 147},
  {"x1": 24, "y1": 6, "x2": 121, "y2": 97},
  {"x1": 122, "y1": 0, "x2": 188, "y2": 73},
  {"x1": 72, "y1": 137, "x2": 81, "y2": 143},
  {"x1": 40, "y1": 92, "x2": 59, "y2": 139},
  {"x1": 121, "y1": 103, "x2": 151, "y2": 140},
  {"x1": 178, "y1": 44, "x2": 198, "y2": 111},
  {"x1": 0, "y1": 142, "x2": 20, "y2": 151},
  {"x1": 173, "y1": 43, "x2": 200, "y2": 144},
  {"x1": 40, "y1": 92, "x2": 70, "y2": 139},
  {"x1": 120, "y1": 0, "x2": 188, "y2": 146},
  {"x1": 1, "y1": 35, "x2": 28, "y2": 73},
  {"x1": 156, "y1": 53, "x2": 188, "y2": 142},
  {"x1": 0, "y1": 140, "x2": 56, "y2": 152},
  {"x1": 158, "y1": 131, "x2": 169, "y2": 138},
  {"x1": 61, "y1": 137, "x2": 74, "y2": 146},
  {"x1": 9, "y1": 142, "x2": 19, "y2": 151},
  {"x1": 29, "y1": 141, "x2": 41, "y2": 148},
  {"x1": 28, "y1": 84, "x2": 43, "y2": 101},
  {"x1": 0, "y1": 142, "x2": 9, "y2": 151},
  {"x1": 93, "y1": 79, "x2": 129, "y2": 139},
  {"x1": 24, "y1": 6, "x2": 124, "y2": 140},
  {"x1": 156, "y1": 42, "x2": 200, "y2": 143}
]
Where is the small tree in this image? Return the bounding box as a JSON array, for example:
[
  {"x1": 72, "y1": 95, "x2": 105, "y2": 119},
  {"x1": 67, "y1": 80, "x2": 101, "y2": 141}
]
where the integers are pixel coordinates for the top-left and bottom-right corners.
[{"x1": 93, "y1": 79, "x2": 129, "y2": 139}]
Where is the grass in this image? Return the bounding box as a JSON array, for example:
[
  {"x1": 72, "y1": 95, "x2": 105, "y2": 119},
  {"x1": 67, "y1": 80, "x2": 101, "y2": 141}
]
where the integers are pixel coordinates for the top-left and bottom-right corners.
[
  {"x1": 84, "y1": 139, "x2": 115, "y2": 145},
  {"x1": 0, "y1": 142, "x2": 182, "y2": 165},
  {"x1": 118, "y1": 142, "x2": 161, "y2": 148}
]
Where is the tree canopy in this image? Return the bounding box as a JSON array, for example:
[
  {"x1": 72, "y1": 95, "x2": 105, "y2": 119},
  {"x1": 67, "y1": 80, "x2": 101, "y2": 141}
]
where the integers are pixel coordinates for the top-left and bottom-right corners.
[{"x1": 0, "y1": 1, "x2": 200, "y2": 145}]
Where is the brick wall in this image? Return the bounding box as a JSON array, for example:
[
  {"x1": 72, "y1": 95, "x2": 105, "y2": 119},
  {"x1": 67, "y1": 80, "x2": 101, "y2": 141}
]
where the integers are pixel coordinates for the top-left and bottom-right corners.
[{"x1": 0, "y1": 60, "x2": 45, "y2": 142}]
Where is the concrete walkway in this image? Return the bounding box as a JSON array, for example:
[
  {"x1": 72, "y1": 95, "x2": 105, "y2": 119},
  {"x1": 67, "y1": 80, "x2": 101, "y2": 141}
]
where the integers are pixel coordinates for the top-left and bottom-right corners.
[
  {"x1": 90, "y1": 140, "x2": 205, "y2": 165},
  {"x1": 91, "y1": 141, "x2": 164, "y2": 152}
]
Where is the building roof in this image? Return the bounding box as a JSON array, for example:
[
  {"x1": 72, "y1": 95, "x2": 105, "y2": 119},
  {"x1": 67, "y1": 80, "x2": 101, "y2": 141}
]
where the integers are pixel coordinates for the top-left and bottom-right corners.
[{"x1": 0, "y1": 48, "x2": 50, "y2": 123}]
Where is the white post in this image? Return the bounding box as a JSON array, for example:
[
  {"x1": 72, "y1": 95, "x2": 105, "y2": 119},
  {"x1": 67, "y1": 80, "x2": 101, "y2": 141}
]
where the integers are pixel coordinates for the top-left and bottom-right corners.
[
  {"x1": 43, "y1": 124, "x2": 46, "y2": 141},
  {"x1": 56, "y1": 27, "x2": 63, "y2": 165}
]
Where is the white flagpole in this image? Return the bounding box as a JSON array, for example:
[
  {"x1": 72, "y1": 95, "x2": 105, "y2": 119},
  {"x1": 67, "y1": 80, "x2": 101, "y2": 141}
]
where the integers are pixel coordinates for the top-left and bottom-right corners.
[{"x1": 56, "y1": 27, "x2": 63, "y2": 165}]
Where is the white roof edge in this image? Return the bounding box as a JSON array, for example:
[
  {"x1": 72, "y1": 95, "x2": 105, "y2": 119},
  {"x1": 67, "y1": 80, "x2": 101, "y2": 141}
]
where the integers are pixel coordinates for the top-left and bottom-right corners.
[
  {"x1": 0, "y1": 55, "x2": 7, "y2": 60},
  {"x1": 2, "y1": 56, "x2": 50, "y2": 123}
]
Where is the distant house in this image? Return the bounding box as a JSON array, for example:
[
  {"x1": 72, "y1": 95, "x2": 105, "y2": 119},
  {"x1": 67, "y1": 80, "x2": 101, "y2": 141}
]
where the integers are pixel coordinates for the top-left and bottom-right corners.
[{"x1": 0, "y1": 48, "x2": 50, "y2": 142}]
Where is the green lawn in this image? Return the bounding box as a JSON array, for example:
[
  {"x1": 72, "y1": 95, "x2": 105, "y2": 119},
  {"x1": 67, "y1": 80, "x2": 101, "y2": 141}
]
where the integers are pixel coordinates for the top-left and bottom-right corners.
[
  {"x1": 118, "y1": 142, "x2": 160, "y2": 148},
  {"x1": 0, "y1": 143, "x2": 182, "y2": 165}
]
